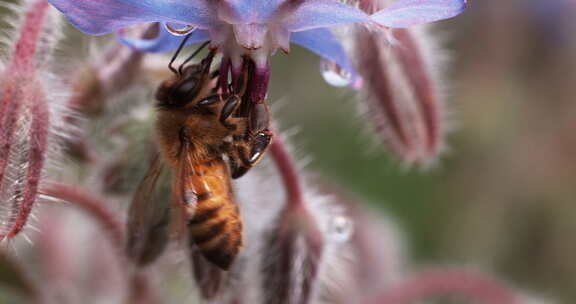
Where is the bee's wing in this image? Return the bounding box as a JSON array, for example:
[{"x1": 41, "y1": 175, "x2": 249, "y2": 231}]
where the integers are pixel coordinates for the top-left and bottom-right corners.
[
  {"x1": 172, "y1": 142, "x2": 228, "y2": 221},
  {"x1": 172, "y1": 143, "x2": 199, "y2": 210},
  {"x1": 126, "y1": 154, "x2": 171, "y2": 266},
  {"x1": 170, "y1": 141, "x2": 202, "y2": 238}
]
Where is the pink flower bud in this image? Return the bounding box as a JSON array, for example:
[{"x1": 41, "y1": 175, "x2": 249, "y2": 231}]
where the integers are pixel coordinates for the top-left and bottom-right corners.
[
  {"x1": 0, "y1": 0, "x2": 68, "y2": 239},
  {"x1": 259, "y1": 138, "x2": 325, "y2": 304},
  {"x1": 68, "y1": 39, "x2": 146, "y2": 116},
  {"x1": 261, "y1": 204, "x2": 324, "y2": 304},
  {"x1": 354, "y1": 25, "x2": 446, "y2": 165},
  {"x1": 321, "y1": 202, "x2": 406, "y2": 304}
]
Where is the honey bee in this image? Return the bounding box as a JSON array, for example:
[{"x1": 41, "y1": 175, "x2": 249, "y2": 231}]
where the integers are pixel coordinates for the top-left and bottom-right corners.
[{"x1": 127, "y1": 41, "x2": 272, "y2": 270}]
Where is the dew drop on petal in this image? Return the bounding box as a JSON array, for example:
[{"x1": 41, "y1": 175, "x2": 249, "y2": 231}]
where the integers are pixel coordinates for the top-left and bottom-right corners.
[
  {"x1": 327, "y1": 214, "x2": 354, "y2": 243},
  {"x1": 165, "y1": 23, "x2": 196, "y2": 36},
  {"x1": 320, "y1": 59, "x2": 353, "y2": 87}
]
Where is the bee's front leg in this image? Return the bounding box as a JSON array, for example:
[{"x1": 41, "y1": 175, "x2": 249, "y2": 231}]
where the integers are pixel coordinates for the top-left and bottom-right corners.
[
  {"x1": 226, "y1": 133, "x2": 272, "y2": 179},
  {"x1": 219, "y1": 95, "x2": 241, "y2": 129},
  {"x1": 246, "y1": 102, "x2": 273, "y2": 164},
  {"x1": 225, "y1": 102, "x2": 273, "y2": 178}
]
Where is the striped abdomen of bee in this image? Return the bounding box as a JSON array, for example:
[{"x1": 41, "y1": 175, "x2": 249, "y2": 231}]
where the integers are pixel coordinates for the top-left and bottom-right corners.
[{"x1": 175, "y1": 152, "x2": 243, "y2": 270}]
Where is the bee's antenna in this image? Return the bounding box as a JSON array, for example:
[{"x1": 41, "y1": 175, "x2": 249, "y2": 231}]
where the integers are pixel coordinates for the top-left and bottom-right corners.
[
  {"x1": 178, "y1": 41, "x2": 211, "y2": 75},
  {"x1": 169, "y1": 33, "x2": 193, "y2": 75}
]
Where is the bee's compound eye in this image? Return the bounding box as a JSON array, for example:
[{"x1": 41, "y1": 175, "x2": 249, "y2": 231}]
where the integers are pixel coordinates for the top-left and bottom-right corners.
[{"x1": 171, "y1": 77, "x2": 200, "y2": 105}]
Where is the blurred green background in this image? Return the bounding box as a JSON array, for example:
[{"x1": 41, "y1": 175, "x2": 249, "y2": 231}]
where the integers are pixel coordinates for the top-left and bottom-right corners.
[{"x1": 268, "y1": 0, "x2": 576, "y2": 302}]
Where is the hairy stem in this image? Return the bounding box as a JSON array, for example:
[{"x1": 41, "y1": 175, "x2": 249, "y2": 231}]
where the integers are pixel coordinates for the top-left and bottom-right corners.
[
  {"x1": 269, "y1": 136, "x2": 304, "y2": 209},
  {"x1": 42, "y1": 183, "x2": 124, "y2": 249}
]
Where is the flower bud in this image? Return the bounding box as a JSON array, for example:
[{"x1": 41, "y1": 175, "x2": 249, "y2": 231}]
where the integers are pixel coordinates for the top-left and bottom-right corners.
[
  {"x1": 0, "y1": 0, "x2": 69, "y2": 240},
  {"x1": 261, "y1": 204, "x2": 324, "y2": 304},
  {"x1": 354, "y1": 25, "x2": 446, "y2": 166},
  {"x1": 68, "y1": 41, "x2": 146, "y2": 116}
]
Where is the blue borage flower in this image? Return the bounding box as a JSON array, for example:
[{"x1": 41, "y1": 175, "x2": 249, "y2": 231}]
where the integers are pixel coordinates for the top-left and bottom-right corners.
[{"x1": 48, "y1": 0, "x2": 465, "y2": 100}]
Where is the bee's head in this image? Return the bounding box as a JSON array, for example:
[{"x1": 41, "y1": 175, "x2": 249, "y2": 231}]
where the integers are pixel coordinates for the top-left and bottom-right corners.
[
  {"x1": 156, "y1": 64, "x2": 209, "y2": 108},
  {"x1": 156, "y1": 41, "x2": 215, "y2": 109}
]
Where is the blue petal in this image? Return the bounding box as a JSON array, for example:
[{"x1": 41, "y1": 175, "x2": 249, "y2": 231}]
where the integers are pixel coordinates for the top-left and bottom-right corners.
[
  {"x1": 284, "y1": 0, "x2": 370, "y2": 32},
  {"x1": 221, "y1": 0, "x2": 284, "y2": 23},
  {"x1": 48, "y1": 0, "x2": 204, "y2": 35},
  {"x1": 119, "y1": 25, "x2": 210, "y2": 53},
  {"x1": 371, "y1": 0, "x2": 466, "y2": 28},
  {"x1": 118, "y1": 0, "x2": 213, "y2": 27},
  {"x1": 291, "y1": 28, "x2": 359, "y2": 86}
]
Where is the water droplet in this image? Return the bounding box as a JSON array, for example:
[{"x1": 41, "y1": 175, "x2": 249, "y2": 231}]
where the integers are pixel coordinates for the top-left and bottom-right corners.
[
  {"x1": 165, "y1": 23, "x2": 196, "y2": 36},
  {"x1": 327, "y1": 215, "x2": 353, "y2": 243},
  {"x1": 320, "y1": 59, "x2": 353, "y2": 87}
]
